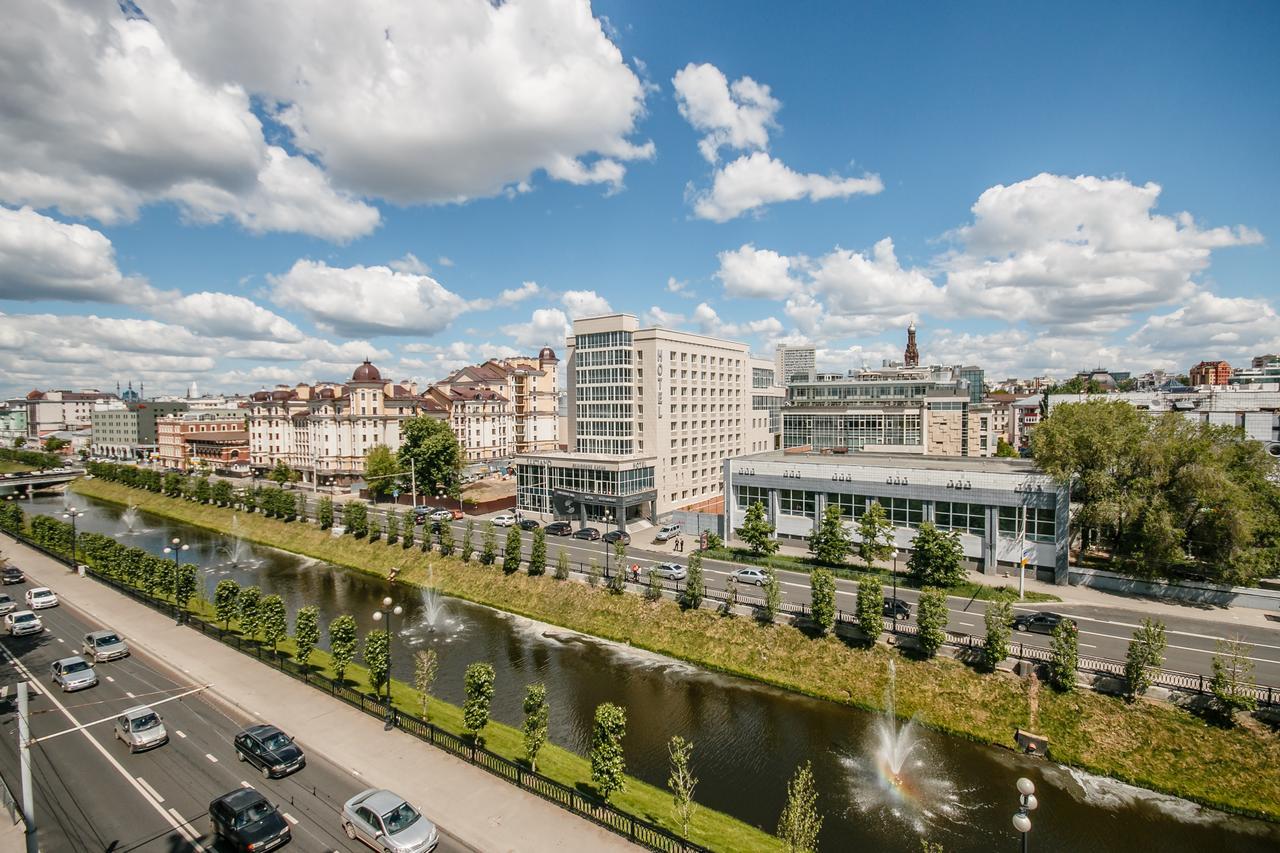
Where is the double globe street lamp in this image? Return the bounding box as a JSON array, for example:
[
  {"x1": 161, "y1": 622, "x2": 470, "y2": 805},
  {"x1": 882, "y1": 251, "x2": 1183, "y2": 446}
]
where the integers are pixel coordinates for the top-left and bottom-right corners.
[
  {"x1": 1012, "y1": 776, "x2": 1038, "y2": 852},
  {"x1": 163, "y1": 537, "x2": 189, "y2": 624},
  {"x1": 61, "y1": 505, "x2": 85, "y2": 572},
  {"x1": 371, "y1": 595, "x2": 403, "y2": 730}
]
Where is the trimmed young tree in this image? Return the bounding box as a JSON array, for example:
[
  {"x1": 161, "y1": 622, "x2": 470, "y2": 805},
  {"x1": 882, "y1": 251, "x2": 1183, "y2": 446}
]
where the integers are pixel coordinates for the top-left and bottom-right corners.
[
  {"x1": 554, "y1": 549, "x2": 570, "y2": 580},
  {"x1": 211, "y1": 480, "x2": 233, "y2": 506},
  {"x1": 260, "y1": 594, "x2": 288, "y2": 654},
  {"x1": 461, "y1": 520, "x2": 475, "y2": 562},
  {"x1": 808, "y1": 504, "x2": 852, "y2": 566},
  {"x1": 342, "y1": 501, "x2": 368, "y2": 538},
  {"x1": 293, "y1": 606, "x2": 320, "y2": 669},
  {"x1": 1124, "y1": 617, "x2": 1167, "y2": 701},
  {"x1": 737, "y1": 500, "x2": 779, "y2": 556},
  {"x1": 646, "y1": 568, "x2": 663, "y2": 602},
  {"x1": 503, "y1": 526, "x2": 522, "y2": 575},
  {"x1": 237, "y1": 585, "x2": 262, "y2": 641},
  {"x1": 521, "y1": 682, "x2": 550, "y2": 772},
  {"x1": 362, "y1": 630, "x2": 391, "y2": 694},
  {"x1": 981, "y1": 600, "x2": 1013, "y2": 672},
  {"x1": 587, "y1": 558, "x2": 601, "y2": 587},
  {"x1": 590, "y1": 702, "x2": 627, "y2": 801},
  {"x1": 401, "y1": 509, "x2": 415, "y2": 549},
  {"x1": 906, "y1": 523, "x2": 966, "y2": 588},
  {"x1": 679, "y1": 551, "x2": 704, "y2": 611},
  {"x1": 916, "y1": 588, "x2": 948, "y2": 659},
  {"x1": 480, "y1": 522, "x2": 497, "y2": 566},
  {"x1": 385, "y1": 511, "x2": 399, "y2": 545},
  {"x1": 667, "y1": 735, "x2": 699, "y2": 838},
  {"x1": 328, "y1": 614, "x2": 358, "y2": 685},
  {"x1": 855, "y1": 576, "x2": 884, "y2": 645},
  {"x1": 463, "y1": 662, "x2": 496, "y2": 743},
  {"x1": 777, "y1": 760, "x2": 822, "y2": 853},
  {"x1": 174, "y1": 564, "x2": 198, "y2": 615},
  {"x1": 761, "y1": 567, "x2": 781, "y2": 623},
  {"x1": 528, "y1": 528, "x2": 547, "y2": 576},
  {"x1": 414, "y1": 649, "x2": 439, "y2": 721},
  {"x1": 214, "y1": 579, "x2": 240, "y2": 630},
  {"x1": 317, "y1": 496, "x2": 334, "y2": 529},
  {"x1": 1048, "y1": 618, "x2": 1079, "y2": 691},
  {"x1": 855, "y1": 500, "x2": 895, "y2": 571},
  {"x1": 720, "y1": 574, "x2": 738, "y2": 616},
  {"x1": 1210, "y1": 637, "x2": 1258, "y2": 718},
  {"x1": 607, "y1": 562, "x2": 626, "y2": 595},
  {"x1": 809, "y1": 568, "x2": 836, "y2": 636}
]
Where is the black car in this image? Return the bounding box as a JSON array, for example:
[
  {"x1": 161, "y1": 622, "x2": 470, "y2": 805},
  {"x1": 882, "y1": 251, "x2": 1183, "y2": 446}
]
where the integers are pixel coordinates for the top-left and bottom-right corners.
[
  {"x1": 882, "y1": 597, "x2": 911, "y2": 619},
  {"x1": 234, "y1": 724, "x2": 305, "y2": 779},
  {"x1": 545, "y1": 521, "x2": 573, "y2": 536},
  {"x1": 518, "y1": 518, "x2": 540, "y2": 531},
  {"x1": 1, "y1": 567, "x2": 23, "y2": 585},
  {"x1": 601, "y1": 530, "x2": 631, "y2": 545},
  {"x1": 1012, "y1": 611, "x2": 1074, "y2": 635},
  {"x1": 208, "y1": 787, "x2": 291, "y2": 852},
  {"x1": 572, "y1": 527, "x2": 601, "y2": 541}
]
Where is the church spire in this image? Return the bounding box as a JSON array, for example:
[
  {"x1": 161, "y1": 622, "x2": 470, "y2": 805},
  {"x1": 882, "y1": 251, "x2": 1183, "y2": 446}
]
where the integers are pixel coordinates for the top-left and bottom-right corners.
[{"x1": 904, "y1": 322, "x2": 919, "y2": 367}]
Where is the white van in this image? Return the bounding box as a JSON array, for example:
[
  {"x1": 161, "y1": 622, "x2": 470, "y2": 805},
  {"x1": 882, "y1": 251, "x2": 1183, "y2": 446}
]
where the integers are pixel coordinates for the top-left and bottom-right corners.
[{"x1": 654, "y1": 523, "x2": 682, "y2": 542}]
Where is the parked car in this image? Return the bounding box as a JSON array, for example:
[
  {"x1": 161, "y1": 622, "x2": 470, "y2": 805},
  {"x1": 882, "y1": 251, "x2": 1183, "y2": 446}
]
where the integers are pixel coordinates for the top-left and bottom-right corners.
[
  {"x1": 654, "y1": 523, "x2": 683, "y2": 542},
  {"x1": 730, "y1": 568, "x2": 768, "y2": 586},
  {"x1": 51, "y1": 656, "x2": 98, "y2": 692},
  {"x1": 234, "y1": 724, "x2": 306, "y2": 779},
  {"x1": 882, "y1": 598, "x2": 911, "y2": 619},
  {"x1": 650, "y1": 563, "x2": 687, "y2": 581},
  {"x1": 0, "y1": 593, "x2": 15, "y2": 616},
  {"x1": 449, "y1": 508, "x2": 464, "y2": 520},
  {"x1": 114, "y1": 705, "x2": 169, "y2": 752},
  {"x1": 429, "y1": 509, "x2": 453, "y2": 522},
  {"x1": 208, "y1": 787, "x2": 291, "y2": 853},
  {"x1": 25, "y1": 587, "x2": 58, "y2": 609},
  {"x1": 545, "y1": 520, "x2": 573, "y2": 536},
  {"x1": 412, "y1": 506, "x2": 435, "y2": 522},
  {"x1": 342, "y1": 788, "x2": 439, "y2": 853},
  {"x1": 83, "y1": 629, "x2": 130, "y2": 662},
  {"x1": 601, "y1": 530, "x2": 630, "y2": 545},
  {"x1": 492, "y1": 513, "x2": 517, "y2": 527},
  {"x1": 572, "y1": 527, "x2": 600, "y2": 541},
  {"x1": 5, "y1": 610, "x2": 42, "y2": 637},
  {"x1": 1, "y1": 566, "x2": 23, "y2": 584},
  {"x1": 518, "y1": 518, "x2": 540, "y2": 531},
  {"x1": 1012, "y1": 611, "x2": 1075, "y2": 635}
]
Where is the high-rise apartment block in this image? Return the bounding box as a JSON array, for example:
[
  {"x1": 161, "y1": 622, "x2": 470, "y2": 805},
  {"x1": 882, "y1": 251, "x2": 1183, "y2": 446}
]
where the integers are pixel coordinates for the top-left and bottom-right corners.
[{"x1": 774, "y1": 344, "x2": 816, "y2": 385}]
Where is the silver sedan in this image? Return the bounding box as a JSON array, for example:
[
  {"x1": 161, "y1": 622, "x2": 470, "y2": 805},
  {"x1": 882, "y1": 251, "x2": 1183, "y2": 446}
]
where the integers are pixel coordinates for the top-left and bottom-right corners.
[
  {"x1": 51, "y1": 656, "x2": 98, "y2": 692},
  {"x1": 343, "y1": 788, "x2": 439, "y2": 853},
  {"x1": 650, "y1": 563, "x2": 687, "y2": 581}
]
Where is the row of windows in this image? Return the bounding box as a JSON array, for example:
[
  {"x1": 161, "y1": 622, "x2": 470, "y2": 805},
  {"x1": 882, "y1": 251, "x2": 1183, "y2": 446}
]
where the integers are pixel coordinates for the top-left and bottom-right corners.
[
  {"x1": 577, "y1": 385, "x2": 633, "y2": 401},
  {"x1": 576, "y1": 420, "x2": 634, "y2": 437},
  {"x1": 783, "y1": 412, "x2": 923, "y2": 450},
  {"x1": 576, "y1": 349, "x2": 633, "y2": 367},
  {"x1": 576, "y1": 331, "x2": 632, "y2": 349},
  {"x1": 576, "y1": 438, "x2": 634, "y2": 454},
  {"x1": 752, "y1": 367, "x2": 776, "y2": 388},
  {"x1": 790, "y1": 382, "x2": 933, "y2": 402},
  {"x1": 576, "y1": 403, "x2": 633, "y2": 419},
  {"x1": 999, "y1": 507, "x2": 1057, "y2": 543},
  {"x1": 576, "y1": 367, "x2": 634, "y2": 385},
  {"x1": 935, "y1": 500, "x2": 986, "y2": 535}
]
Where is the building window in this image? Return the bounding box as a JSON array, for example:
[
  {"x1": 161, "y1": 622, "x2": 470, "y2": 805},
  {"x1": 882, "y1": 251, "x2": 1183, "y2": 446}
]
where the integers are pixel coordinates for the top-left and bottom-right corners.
[
  {"x1": 778, "y1": 489, "x2": 815, "y2": 519},
  {"x1": 999, "y1": 507, "x2": 1056, "y2": 543},
  {"x1": 877, "y1": 496, "x2": 924, "y2": 528},
  {"x1": 735, "y1": 485, "x2": 769, "y2": 510},
  {"x1": 826, "y1": 492, "x2": 867, "y2": 518},
  {"x1": 936, "y1": 501, "x2": 986, "y2": 535}
]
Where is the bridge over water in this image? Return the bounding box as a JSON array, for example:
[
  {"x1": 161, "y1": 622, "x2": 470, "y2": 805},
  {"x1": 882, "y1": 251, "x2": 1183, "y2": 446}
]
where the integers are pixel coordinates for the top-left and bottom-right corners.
[{"x1": 0, "y1": 469, "x2": 82, "y2": 497}]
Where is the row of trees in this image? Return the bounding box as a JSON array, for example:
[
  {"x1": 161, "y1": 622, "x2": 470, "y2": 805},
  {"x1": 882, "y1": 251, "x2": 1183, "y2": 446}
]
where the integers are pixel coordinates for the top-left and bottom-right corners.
[{"x1": 0, "y1": 446, "x2": 63, "y2": 470}]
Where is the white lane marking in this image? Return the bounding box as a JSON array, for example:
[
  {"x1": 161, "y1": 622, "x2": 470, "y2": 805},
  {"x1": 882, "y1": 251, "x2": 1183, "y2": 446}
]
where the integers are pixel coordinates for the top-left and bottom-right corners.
[
  {"x1": 1080, "y1": 642, "x2": 1097, "y2": 649},
  {"x1": 205, "y1": 753, "x2": 219, "y2": 763},
  {"x1": 956, "y1": 621, "x2": 975, "y2": 628},
  {"x1": 106, "y1": 676, "x2": 115, "y2": 683},
  {"x1": 137, "y1": 776, "x2": 165, "y2": 803},
  {"x1": 125, "y1": 691, "x2": 135, "y2": 698},
  {"x1": 55, "y1": 637, "x2": 64, "y2": 643},
  {"x1": 166, "y1": 808, "x2": 199, "y2": 838},
  {"x1": 240, "y1": 780, "x2": 252, "y2": 789},
  {"x1": 282, "y1": 812, "x2": 299, "y2": 825},
  {"x1": 176, "y1": 730, "x2": 187, "y2": 739}
]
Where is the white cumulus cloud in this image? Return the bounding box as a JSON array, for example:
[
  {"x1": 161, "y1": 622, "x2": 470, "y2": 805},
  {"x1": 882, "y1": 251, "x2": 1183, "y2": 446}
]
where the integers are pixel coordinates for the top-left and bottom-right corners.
[
  {"x1": 672, "y1": 62, "x2": 780, "y2": 163},
  {"x1": 690, "y1": 152, "x2": 883, "y2": 222},
  {"x1": 502, "y1": 307, "x2": 571, "y2": 349},
  {"x1": 561, "y1": 289, "x2": 613, "y2": 318},
  {"x1": 714, "y1": 243, "x2": 800, "y2": 298}
]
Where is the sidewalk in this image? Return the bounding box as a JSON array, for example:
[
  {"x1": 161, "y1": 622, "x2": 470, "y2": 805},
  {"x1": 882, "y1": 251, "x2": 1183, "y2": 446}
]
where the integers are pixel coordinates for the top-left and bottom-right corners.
[{"x1": 2, "y1": 534, "x2": 636, "y2": 853}]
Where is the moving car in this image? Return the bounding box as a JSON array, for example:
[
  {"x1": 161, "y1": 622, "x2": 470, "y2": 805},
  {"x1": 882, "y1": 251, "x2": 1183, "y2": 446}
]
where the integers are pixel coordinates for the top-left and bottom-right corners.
[
  {"x1": 572, "y1": 527, "x2": 600, "y2": 541},
  {"x1": 730, "y1": 568, "x2": 768, "y2": 586},
  {"x1": 343, "y1": 788, "x2": 439, "y2": 853},
  {"x1": 650, "y1": 563, "x2": 687, "y2": 581},
  {"x1": 601, "y1": 530, "x2": 630, "y2": 545},
  {"x1": 1, "y1": 566, "x2": 23, "y2": 584},
  {"x1": 25, "y1": 587, "x2": 58, "y2": 609},
  {"x1": 234, "y1": 724, "x2": 306, "y2": 779},
  {"x1": 0, "y1": 593, "x2": 16, "y2": 616},
  {"x1": 492, "y1": 513, "x2": 517, "y2": 527},
  {"x1": 882, "y1": 598, "x2": 911, "y2": 619},
  {"x1": 654, "y1": 523, "x2": 682, "y2": 542},
  {"x1": 413, "y1": 506, "x2": 436, "y2": 523},
  {"x1": 1012, "y1": 611, "x2": 1075, "y2": 635},
  {"x1": 545, "y1": 521, "x2": 573, "y2": 536},
  {"x1": 83, "y1": 629, "x2": 130, "y2": 662},
  {"x1": 5, "y1": 610, "x2": 42, "y2": 637},
  {"x1": 114, "y1": 705, "x2": 169, "y2": 752},
  {"x1": 51, "y1": 656, "x2": 98, "y2": 692},
  {"x1": 518, "y1": 518, "x2": 540, "y2": 531},
  {"x1": 449, "y1": 508, "x2": 464, "y2": 520},
  {"x1": 429, "y1": 509, "x2": 453, "y2": 522},
  {"x1": 208, "y1": 787, "x2": 291, "y2": 852}
]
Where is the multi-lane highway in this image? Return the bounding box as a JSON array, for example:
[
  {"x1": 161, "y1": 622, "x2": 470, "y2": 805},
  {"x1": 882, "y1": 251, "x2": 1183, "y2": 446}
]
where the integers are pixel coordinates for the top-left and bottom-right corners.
[{"x1": 0, "y1": 573, "x2": 471, "y2": 852}]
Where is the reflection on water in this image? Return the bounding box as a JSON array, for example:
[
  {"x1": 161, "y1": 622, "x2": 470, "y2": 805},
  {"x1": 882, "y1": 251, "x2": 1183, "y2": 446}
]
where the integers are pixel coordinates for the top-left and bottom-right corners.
[{"x1": 24, "y1": 491, "x2": 1280, "y2": 852}]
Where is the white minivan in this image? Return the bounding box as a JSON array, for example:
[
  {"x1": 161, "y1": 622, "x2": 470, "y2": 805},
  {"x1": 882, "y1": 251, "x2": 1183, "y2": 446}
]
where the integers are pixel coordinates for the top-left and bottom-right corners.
[{"x1": 654, "y1": 523, "x2": 682, "y2": 542}]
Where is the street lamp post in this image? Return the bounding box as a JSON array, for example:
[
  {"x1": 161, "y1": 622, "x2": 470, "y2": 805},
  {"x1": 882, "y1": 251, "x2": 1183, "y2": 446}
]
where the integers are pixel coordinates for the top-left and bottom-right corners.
[
  {"x1": 162, "y1": 537, "x2": 190, "y2": 624},
  {"x1": 371, "y1": 595, "x2": 403, "y2": 731},
  {"x1": 1012, "y1": 777, "x2": 1037, "y2": 852},
  {"x1": 601, "y1": 510, "x2": 614, "y2": 579},
  {"x1": 61, "y1": 506, "x2": 85, "y2": 572},
  {"x1": 891, "y1": 548, "x2": 899, "y2": 634}
]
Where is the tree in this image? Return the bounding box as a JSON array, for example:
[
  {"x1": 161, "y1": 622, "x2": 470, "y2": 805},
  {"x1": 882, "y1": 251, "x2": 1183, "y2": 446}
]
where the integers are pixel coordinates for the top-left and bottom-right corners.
[
  {"x1": 1048, "y1": 618, "x2": 1079, "y2": 691},
  {"x1": 401, "y1": 509, "x2": 416, "y2": 549},
  {"x1": 855, "y1": 501, "x2": 895, "y2": 571},
  {"x1": 398, "y1": 416, "x2": 464, "y2": 497},
  {"x1": 461, "y1": 519, "x2": 475, "y2": 562},
  {"x1": 737, "y1": 500, "x2": 778, "y2": 556},
  {"x1": 211, "y1": 480, "x2": 233, "y2": 506},
  {"x1": 237, "y1": 586, "x2": 262, "y2": 641},
  {"x1": 809, "y1": 569, "x2": 836, "y2": 636},
  {"x1": 855, "y1": 577, "x2": 883, "y2": 645},
  {"x1": 590, "y1": 703, "x2": 627, "y2": 801},
  {"x1": 1210, "y1": 637, "x2": 1258, "y2": 717},
  {"x1": 906, "y1": 523, "x2": 966, "y2": 587},
  {"x1": 260, "y1": 594, "x2": 288, "y2": 654},
  {"x1": 363, "y1": 629, "x2": 391, "y2": 694},
  {"x1": 995, "y1": 437, "x2": 1019, "y2": 458},
  {"x1": 463, "y1": 662, "x2": 496, "y2": 743},
  {"x1": 587, "y1": 558, "x2": 601, "y2": 587},
  {"x1": 329, "y1": 615, "x2": 358, "y2": 685},
  {"x1": 679, "y1": 551, "x2": 704, "y2": 610},
  {"x1": 503, "y1": 526, "x2": 522, "y2": 574},
  {"x1": 414, "y1": 649, "x2": 439, "y2": 721},
  {"x1": 44, "y1": 436, "x2": 70, "y2": 452},
  {"x1": 667, "y1": 735, "x2": 698, "y2": 838},
  {"x1": 480, "y1": 522, "x2": 497, "y2": 565},
  {"x1": 342, "y1": 501, "x2": 369, "y2": 538},
  {"x1": 364, "y1": 444, "x2": 400, "y2": 502},
  {"x1": 162, "y1": 471, "x2": 182, "y2": 496},
  {"x1": 607, "y1": 561, "x2": 626, "y2": 595},
  {"x1": 174, "y1": 564, "x2": 198, "y2": 615},
  {"x1": 385, "y1": 511, "x2": 399, "y2": 545},
  {"x1": 916, "y1": 588, "x2": 948, "y2": 658},
  {"x1": 646, "y1": 568, "x2": 663, "y2": 602},
  {"x1": 521, "y1": 682, "x2": 550, "y2": 772},
  {"x1": 294, "y1": 606, "x2": 320, "y2": 669},
  {"x1": 1124, "y1": 617, "x2": 1167, "y2": 700},
  {"x1": 267, "y1": 459, "x2": 294, "y2": 486},
  {"x1": 317, "y1": 496, "x2": 334, "y2": 529},
  {"x1": 981, "y1": 600, "x2": 1013, "y2": 672},
  {"x1": 809, "y1": 504, "x2": 852, "y2": 566},
  {"x1": 439, "y1": 523, "x2": 455, "y2": 556},
  {"x1": 214, "y1": 580, "x2": 240, "y2": 630},
  {"x1": 613, "y1": 539, "x2": 628, "y2": 575},
  {"x1": 554, "y1": 549, "x2": 570, "y2": 580},
  {"x1": 720, "y1": 574, "x2": 738, "y2": 616},
  {"x1": 193, "y1": 476, "x2": 212, "y2": 504},
  {"x1": 761, "y1": 568, "x2": 781, "y2": 623},
  {"x1": 777, "y1": 760, "x2": 822, "y2": 853}
]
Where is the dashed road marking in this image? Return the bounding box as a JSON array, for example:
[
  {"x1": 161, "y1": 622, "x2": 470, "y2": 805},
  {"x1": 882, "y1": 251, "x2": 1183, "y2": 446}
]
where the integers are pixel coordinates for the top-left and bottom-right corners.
[
  {"x1": 205, "y1": 753, "x2": 218, "y2": 763},
  {"x1": 240, "y1": 780, "x2": 252, "y2": 788},
  {"x1": 137, "y1": 776, "x2": 165, "y2": 803},
  {"x1": 55, "y1": 637, "x2": 64, "y2": 643},
  {"x1": 176, "y1": 730, "x2": 187, "y2": 739},
  {"x1": 282, "y1": 812, "x2": 298, "y2": 825},
  {"x1": 106, "y1": 676, "x2": 115, "y2": 683},
  {"x1": 125, "y1": 691, "x2": 135, "y2": 698}
]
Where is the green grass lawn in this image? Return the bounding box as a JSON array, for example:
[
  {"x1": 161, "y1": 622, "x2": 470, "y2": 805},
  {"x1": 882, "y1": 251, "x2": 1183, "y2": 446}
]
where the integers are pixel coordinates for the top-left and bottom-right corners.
[
  {"x1": 72, "y1": 478, "x2": 1280, "y2": 822},
  {"x1": 0, "y1": 460, "x2": 34, "y2": 474}
]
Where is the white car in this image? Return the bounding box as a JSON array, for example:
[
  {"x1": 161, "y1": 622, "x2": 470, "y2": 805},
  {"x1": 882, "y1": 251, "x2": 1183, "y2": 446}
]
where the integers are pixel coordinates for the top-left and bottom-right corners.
[
  {"x1": 114, "y1": 706, "x2": 169, "y2": 753},
  {"x1": 5, "y1": 610, "x2": 43, "y2": 637},
  {"x1": 650, "y1": 563, "x2": 687, "y2": 581},
  {"x1": 731, "y1": 568, "x2": 768, "y2": 586},
  {"x1": 25, "y1": 587, "x2": 59, "y2": 609},
  {"x1": 429, "y1": 509, "x2": 454, "y2": 522},
  {"x1": 654, "y1": 523, "x2": 683, "y2": 542},
  {"x1": 492, "y1": 513, "x2": 517, "y2": 527}
]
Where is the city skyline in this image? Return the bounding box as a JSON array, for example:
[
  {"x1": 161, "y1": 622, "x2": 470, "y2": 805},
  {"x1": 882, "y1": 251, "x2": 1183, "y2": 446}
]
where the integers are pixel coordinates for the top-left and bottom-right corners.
[{"x1": 2, "y1": 1, "x2": 1278, "y2": 397}]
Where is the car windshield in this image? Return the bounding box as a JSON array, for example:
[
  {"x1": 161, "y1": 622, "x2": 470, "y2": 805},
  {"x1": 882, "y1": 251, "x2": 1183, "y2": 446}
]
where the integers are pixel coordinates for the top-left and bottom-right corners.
[
  {"x1": 14, "y1": 614, "x2": 34, "y2": 623},
  {"x1": 381, "y1": 802, "x2": 421, "y2": 834},
  {"x1": 95, "y1": 634, "x2": 120, "y2": 646},
  {"x1": 130, "y1": 713, "x2": 160, "y2": 732},
  {"x1": 63, "y1": 661, "x2": 91, "y2": 674},
  {"x1": 233, "y1": 800, "x2": 274, "y2": 828},
  {"x1": 261, "y1": 732, "x2": 291, "y2": 751}
]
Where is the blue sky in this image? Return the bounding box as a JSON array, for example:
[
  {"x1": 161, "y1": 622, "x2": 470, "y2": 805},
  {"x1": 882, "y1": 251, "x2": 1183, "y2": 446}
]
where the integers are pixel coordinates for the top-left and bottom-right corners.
[{"x1": 1, "y1": 0, "x2": 1277, "y2": 396}]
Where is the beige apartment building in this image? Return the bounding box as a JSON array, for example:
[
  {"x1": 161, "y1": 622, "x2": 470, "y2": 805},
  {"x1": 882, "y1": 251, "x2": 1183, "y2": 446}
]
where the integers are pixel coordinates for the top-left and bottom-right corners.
[{"x1": 516, "y1": 314, "x2": 784, "y2": 528}]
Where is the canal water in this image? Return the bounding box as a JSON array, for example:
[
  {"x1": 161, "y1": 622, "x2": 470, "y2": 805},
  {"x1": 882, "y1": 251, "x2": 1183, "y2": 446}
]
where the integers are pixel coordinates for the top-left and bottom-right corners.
[{"x1": 24, "y1": 493, "x2": 1280, "y2": 852}]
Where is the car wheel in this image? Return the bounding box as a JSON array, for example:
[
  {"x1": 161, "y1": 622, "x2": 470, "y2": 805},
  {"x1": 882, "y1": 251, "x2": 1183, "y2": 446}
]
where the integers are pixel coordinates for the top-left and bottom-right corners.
[
  {"x1": 1015, "y1": 624, "x2": 1027, "y2": 632},
  {"x1": 343, "y1": 822, "x2": 358, "y2": 840},
  {"x1": 261, "y1": 764, "x2": 271, "y2": 779},
  {"x1": 236, "y1": 749, "x2": 246, "y2": 762}
]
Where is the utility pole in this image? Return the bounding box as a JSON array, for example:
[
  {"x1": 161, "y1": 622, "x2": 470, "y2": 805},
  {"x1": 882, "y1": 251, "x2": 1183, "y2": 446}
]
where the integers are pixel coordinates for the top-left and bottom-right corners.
[
  {"x1": 18, "y1": 682, "x2": 37, "y2": 853},
  {"x1": 410, "y1": 458, "x2": 417, "y2": 510},
  {"x1": 1018, "y1": 506, "x2": 1028, "y2": 601}
]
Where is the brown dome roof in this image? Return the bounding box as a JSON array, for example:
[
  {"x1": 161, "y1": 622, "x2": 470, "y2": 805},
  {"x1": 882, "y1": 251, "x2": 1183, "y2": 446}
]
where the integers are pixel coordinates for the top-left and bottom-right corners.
[
  {"x1": 352, "y1": 360, "x2": 382, "y2": 382},
  {"x1": 26, "y1": 389, "x2": 45, "y2": 400},
  {"x1": 538, "y1": 346, "x2": 558, "y2": 362}
]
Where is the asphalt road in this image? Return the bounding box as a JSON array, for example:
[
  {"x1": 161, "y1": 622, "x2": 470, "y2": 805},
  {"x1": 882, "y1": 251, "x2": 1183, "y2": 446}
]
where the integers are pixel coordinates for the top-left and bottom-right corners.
[{"x1": 0, "y1": 575, "x2": 471, "y2": 853}]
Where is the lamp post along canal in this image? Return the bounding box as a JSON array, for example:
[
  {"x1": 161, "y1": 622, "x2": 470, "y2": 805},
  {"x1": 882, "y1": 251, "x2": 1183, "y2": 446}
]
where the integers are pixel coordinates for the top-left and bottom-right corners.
[
  {"x1": 372, "y1": 595, "x2": 403, "y2": 730},
  {"x1": 601, "y1": 509, "x2": 614, "y2": 578},
  {"x1": 61, "y1": 505, "x2": 85, "y2": 571},
  {"x1": 1012, "y1": 776, "x2": 1037, "y2": 852}
]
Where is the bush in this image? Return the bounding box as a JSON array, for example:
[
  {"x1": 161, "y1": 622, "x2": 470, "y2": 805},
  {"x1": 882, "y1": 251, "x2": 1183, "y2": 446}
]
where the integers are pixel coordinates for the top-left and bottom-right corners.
[
  {"x1": 587, "y1": 558, "x2": 601, "y2": 587},
  {"x1": 317, "y1": 497, "x2": 334, "y2": 529},
  {"x1": 260, "y1": 594, "x2": 288, "y2": 653},
  {"x1": 916, "y1": 588, "x2": 948, "y2": 658},
  {"x1": 554, "y1": 549, "x2": 570, "y2": 580},
  {"x1": 522, "y1": 682, "x2": 549, "y2": 773},
  {"x1": 461, "y1": 520, "x2": 475, "y2": 562},
  {"x1": 237, "y1": 586, "x2": 262, "y2": 641},
  {"x1": 363, "y1": 629, "x2": 391, "y2": 694},
  {"x1": 1210, "y1": 637, "x2": 1258, "y2": 718},
  {"x1": 645, "y1": 569, "x2": 663, "y2": 602},
  {"x1": 293, "y1": 606, "x2": 319, "y2": 668},
  {"x1": 214, "y1": 580, "x2": 241, "y2": 629},
  {"x1": 480, "y1": 523, "x2": 497, "y2": 566}
]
